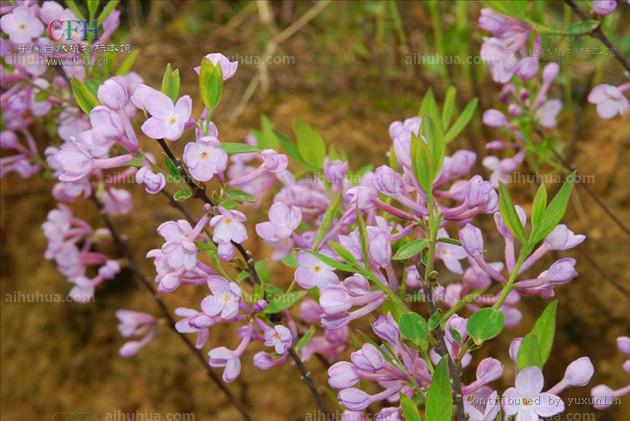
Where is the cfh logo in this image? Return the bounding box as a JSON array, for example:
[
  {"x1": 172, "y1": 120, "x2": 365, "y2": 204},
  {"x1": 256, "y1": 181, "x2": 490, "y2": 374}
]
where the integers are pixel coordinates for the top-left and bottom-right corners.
[{"x1": 47, "y1": 19, "x2": 98, "y2": 41}]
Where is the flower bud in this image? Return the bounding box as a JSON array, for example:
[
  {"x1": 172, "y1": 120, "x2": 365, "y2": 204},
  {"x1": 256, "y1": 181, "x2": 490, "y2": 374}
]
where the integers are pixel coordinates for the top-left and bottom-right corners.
[
  {"x1": 563, "y1": 357, "x2": 594, "y2": 387},
  {"x1": 351, "y1": 343, "x2": 384, "y2": 372},
  {"x1": 98, "y1": 78, "x2": 128, "y2": 110},
  {"x1": 338, "y1": 388, "x2": 372, "y2": 411},
  {"x1": 328, "y1": 361, "x2": 359, "y2": 389},
  {"x1": 543, "y1": 62, "x2": 560, "y2": 84},
  {"x1": 483, "y1": 109, "x2": 508, "y2": 127},
  {"x1": 591, "y1": 384, "x2": 615, "y2": 410},
  {"x1": 261, "y1": 149, "x2": 288, "y2": 173},
  {"x1": 320, "y1": 284, "x2": 352, "y2": 316},
  {"x1": 616, "y1": 336, "x2": 630, "y2": 354},
  {"x1": 373, "y1": 165, "x2": 403, "y2": 196}
]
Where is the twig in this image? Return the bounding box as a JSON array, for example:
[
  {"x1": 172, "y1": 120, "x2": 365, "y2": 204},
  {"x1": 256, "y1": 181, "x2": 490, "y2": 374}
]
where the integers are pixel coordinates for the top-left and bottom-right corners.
[
  {"x1": 89, "y1": 195, "x2": 252, "y2": 421},
  {"x1": 418, "y1": 266, "x2": 467, "y2": 421},
  {"x1": 287, "y1": 348, "x2": 331, "y2": 415},
  {"x1": 563, "y1": 0, "x2": 630, "y2": 74}
]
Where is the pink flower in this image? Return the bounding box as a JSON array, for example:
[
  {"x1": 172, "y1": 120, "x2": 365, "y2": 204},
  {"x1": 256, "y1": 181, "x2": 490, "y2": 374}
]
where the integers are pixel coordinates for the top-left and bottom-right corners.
[
  {"x1": 194, "y1": 52, "x2": 239, "y2": 80},
  {"x1": 141, "y1": 90, "x2": 192, "y2": 141},
  {"x1": 182, "y1": 136, "x2": 228, "y2": 182},
  {"x1": 502, "y1": 366, "x2": 564, "y2": 419},
  {"x1": 480, "y1": 38, "x2": 518, "y2": 84},
  {"x1": 116, "y1": 309, "x2": 156, "y2": 357},
  {"x1": 535, "y1": 99, "x2": 562, "y2": 128},
  {"x1": 97, "y1": 78, "x2": 129, "y2": 110},
  {"x1": 388, "y1": 116, "x2": 421, "y2": 169},
  {"x1": 295, "y1": 251, "x2": 339, "y2": 289},
  {"x1": 201, "y1": 276, "x2": 242, "y2": 320},
  {"x1": 135, "y1": 164, "x2": 166, "y2": 194},
  {"x1": 263, "y1": 325, "x2": 293, "y2": 354},
  {"x1": 210, "y1": 208, "x2": 248, "y2": 244},
  {"x1": 0, "y1": 6, "x2": 44, "y2": 44},
  {"x1": 157, "y1": 219, "x2": 198, "y2": 272},
  {"x1": 255, "y1": 202, "x2": 302, "y2": 242},
  {"x1": 208, "y1": 347, "x2": 242, "y2": 382},
  {"x1": 588, "y1": 84, "x2": 629, "y2": 119}
]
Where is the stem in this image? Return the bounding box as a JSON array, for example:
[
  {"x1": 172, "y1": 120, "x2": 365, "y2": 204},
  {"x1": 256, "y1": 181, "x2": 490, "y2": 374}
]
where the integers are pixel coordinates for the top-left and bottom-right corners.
[
  {"x1": 89, "y1": 195, "x2": 251, "y2": 421},
  {"x1": 563, "y1": 0, "x2": 630, "y2": 74},
  {"x1": 287, "y1": 348, "x2": 331, "y2": 415}
]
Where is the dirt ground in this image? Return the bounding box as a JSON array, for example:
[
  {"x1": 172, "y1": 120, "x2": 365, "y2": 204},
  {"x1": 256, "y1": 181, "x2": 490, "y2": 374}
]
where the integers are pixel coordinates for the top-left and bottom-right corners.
[{"x1": 1, "y1": 2, "x2": 629, "y2": 420}]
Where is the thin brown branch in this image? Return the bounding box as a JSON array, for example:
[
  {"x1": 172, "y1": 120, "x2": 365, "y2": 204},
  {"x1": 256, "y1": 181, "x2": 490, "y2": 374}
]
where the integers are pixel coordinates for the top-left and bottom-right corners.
[
  {"x1": 89, "y1": 195, "x2": 252, "y2": 421},
  {"x1": 564, "y1": 0, "x2": 630, "y2": 74}
]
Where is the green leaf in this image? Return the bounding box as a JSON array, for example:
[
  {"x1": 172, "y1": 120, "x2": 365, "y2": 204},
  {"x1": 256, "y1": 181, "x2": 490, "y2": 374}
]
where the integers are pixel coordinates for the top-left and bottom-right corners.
[
  {"x1": 254, "y1": 260, "x2": 270, "y2": 283},
  {"x1": 34, "y1": 90, "x2": 50, "y2": 102},
  {"x1": 161, "y1": 63, "x2": 180, "y2": 102},
  {"x1": 531, "y1": 183, "x2": 547, "y2": 230},
  {"x1": 226, "y1": 189, "x2": 257, "y2": 203},
  {"x1": 419, "y1": 89, "x2": 441, "y2": 128},
  {"x1": 411, "y1": 133, "x2": 434, "y2": 193},
  {"x1": 294, "y1": 118, "x2": 326, "y2": 170},
  {"x1": 65, "y1": 0, "x2": 85, "y2": 20},
  {"x1": 534, "y1": 20, "x2": 599, "y2": 36},
  {"x1": 400, "y1": 312, "x2": 429, "y2": 343},
  {"x1": 281, "y1": 252, "x2": 298, "y2": 268},
  {"x1": 485, "y1": 0, "x2": 527, "y2": 19},
  {"x1": 356, "y1": 206, "x2": 369, "y2": 264},
  {"x1": 466, "y1": 308, "x2": 505, "y2": 344},
  {"x1": 423, "y1": 117, "x2": 445, "y2": 177},
  {"x1": 311, "y1": 192, "x2": 342, "y2": 251},
  {"x1": 530, "y1": 301, "x2": 557, "y2": 365},
  {"x1": 517, "y1": 334, "x2": 543, "y2": 369},
  {"x1": 498, "y1": 183, "x2": 527, "y2": 244},
  {"x1": 163, "y1": 156, "x2": 180, "y2": 178},
  {"x1": 264, "y1": 291, "x2": 307, "y2": 314},
  {"x1": 442, "y1": 86, "x2": 457, "y2": 130},
  {"x1": 98, "y1": 0, "x2": 121, "y2": 26},
  {"x1": 329, "y1": 241, "x2": 361, "y2": 267},
  {"x1": 309, "y1": 251, "x2": 356, "y2": 273},
  {"x1": 445, "y1": 98, "x2": 478, "y2": 143},
  {"x1": 115, "y1": 48, "x2": 139, "y2": 75},
  {"x1": 199, "y1": 57, "x2": 223, "y2": 112},
  {"x1": 257, "y1": 115, "x2": 280, "y2": 150},
  {"x1": 276, "y1": 130, "x2": 309, "y2": 168},
  {"x1": 530, "y1": 172, "x2": 576, "y2": 244},
  {"x1": 425, "y1": 356, "x2": 452, "y2": 421},
  {"x1": 87, "y1": 0, "x2": 99, "y2": 20},
  {"x1": 70, "y1": 78, "x2": 99, "y2": 115},
  {"x1": 393, "y1": 239, "x2": 429, "y2": 260},
  {"x1": 219, "y1": 198, "x2": 239, "y2": 210},
  {"x1": 400, "y1": 393, "x2": 421, "y2": 421},
  {"x1": 220, "y1": 143, "x2": 260, "y2": 154},
  {"x1": 173, "y1": 189, "x2": 192, "y2": 201},
  {"x1": 428, "y1": 311, "x2": 441, "y2": 331},
  {"x1": 294, "y1": 326, "x2": 316, "y2": 354},
  {"x1": 436, "y1": 237, "x2": 461, "y2": 246}
]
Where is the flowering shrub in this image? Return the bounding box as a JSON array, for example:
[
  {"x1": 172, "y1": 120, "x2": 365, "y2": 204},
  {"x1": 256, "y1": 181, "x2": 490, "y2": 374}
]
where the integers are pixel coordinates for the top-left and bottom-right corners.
[{"x1": 1, "y1": 1, "x2": 629, "y2": 420}]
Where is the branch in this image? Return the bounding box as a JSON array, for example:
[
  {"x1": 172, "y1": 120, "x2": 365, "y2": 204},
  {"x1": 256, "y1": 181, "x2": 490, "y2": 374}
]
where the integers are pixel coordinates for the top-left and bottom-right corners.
[
  {"x1": 153, "y1": 139, "x2": 332, "y2": 415},
  {"x1": 563, "y1": 0, "x2": 630, "y2": 74},
  {"x1": 419, "y1": 266, "x2": 467, "y2": 421},
  {"x1": 89, "y1": 195, "x2": 252, "y2": 421}
]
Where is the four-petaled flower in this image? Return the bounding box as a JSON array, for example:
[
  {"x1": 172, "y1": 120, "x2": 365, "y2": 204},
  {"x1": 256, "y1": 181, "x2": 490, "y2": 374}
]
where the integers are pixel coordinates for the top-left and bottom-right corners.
[
  {"x1": 502, "y1": 366, "x2": 564, "y2": 420},
  {"x1": 141, "y1": 90, "x2": 192, "y2": 141}
]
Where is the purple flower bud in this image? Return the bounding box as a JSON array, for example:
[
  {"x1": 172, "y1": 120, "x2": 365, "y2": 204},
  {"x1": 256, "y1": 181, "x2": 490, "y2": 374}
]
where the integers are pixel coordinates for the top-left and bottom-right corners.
[
  {"x1": 373, "y1": 313, "x2": 399, "y2": 343},
  {"x1": 460, "y1": 224, "x2": 484, "y2": 257},
  {"x1": 545, "y1": 225, "x2": 586, "y2": 250},
  {"x1": 368, "y1": 227, "x2": 392, "y2": 268},
  {"x1": 328, "y1": 361, "x2": 359, "y2": 389},
  {"x1": 344, "y1": 274, "x2": 371, "y2": 296},
  {"x1": 623, "y1": 360, "x2": 630, "y2": 374},
  {"x1": 515, "y1": 56, "x2": 539, "y2": 80},
  {"x1": 373, "y1": 165, "x2": 403, "y2": 196},
  {"x1": 563, "y1": 357, "x2": 594, "y2": 387},
  {"x1": 483, "y1": 109, "x2": 509, "y2": 128},
  {"x1": 208, "y1": 346, "x2": 242, "y2": 383},
  {"x1": 351, "y1": 343, "x2": 384, "y2": 372},
  {"x1": 338, "y1": 388, "x2": 372, "y2": 411},
  {"x1": 135, "y1": 165, "x2": 166, "y2": 194},
  {"x1": 476, "y1": 357, "x2": 503, "y2": 384},
  {"x1": 617, "y1": 336, "x2": 630, "y2": 355},
  {"x1": 253, "y1": 299, "x2": 267, "y2": 313},
  {"x1": 546, "y1": 258, "x2": 577, "y2": 284},
  {"x1": 592, "y1": 0, "x2": 617, "y2": 16},
  {"x1": 320, "y1": 284, "x2": 352, "y2": 316},
  {"x1": 253, "y1": 351, "x2": 276, "y2": 370},
  {"x1": 509, "y1": 337, "x2": 523, "y2": 362},
  {"x1": 543, "y1": 62, "x2": 560, "y2": 84},
  {"x1": 591, "y1": 384, "x2": 615, "y2": 409},
  {"x1": 98, "y1": 78, "x2": 128, "y2": 110},
  {"x1": 324, "y1": 158, "x2": 349, "y2": 184},
  {"x1": 195, "y1": 53, "x2": 239, "y2": 80},
  {"x1": 90, "y1": 106, "x2": 124, "y2": 139}
]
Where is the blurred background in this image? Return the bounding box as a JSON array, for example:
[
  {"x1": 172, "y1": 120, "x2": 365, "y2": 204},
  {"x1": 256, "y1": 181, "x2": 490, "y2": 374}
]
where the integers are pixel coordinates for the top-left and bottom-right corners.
[{"x1": 1, "y1": 1, "x2": 629, "y2": 420}]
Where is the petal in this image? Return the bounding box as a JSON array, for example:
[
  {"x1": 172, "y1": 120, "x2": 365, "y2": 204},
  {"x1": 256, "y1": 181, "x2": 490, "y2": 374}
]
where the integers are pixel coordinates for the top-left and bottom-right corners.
[
  {"x1": 515, "y1": 366, "x2": 544, "y2": 397},
  {"x1": 502, "y1": 388, "x2": 522, "y2": 415},
  {"x1": 597, "y1": 101, "x2": 620, "y2": 119},
  {"x1": 174, "y1": 95, "x2": 192, "y2": 120},
  {"x1": 146, "y1": 91, "x2": 174, "y2": 119},
  {"x1": 141, "y1": 117, "x2": 167, "y2": 140},
  {"x1": 201, "y1": 295, "x2": 223, "y2": 317},
  {"x1": 534, "y1": 393, "x2": 564, "y2": 416},
  {"x1": 515, "y1": 408, "x2": 538, "y2": 421}
]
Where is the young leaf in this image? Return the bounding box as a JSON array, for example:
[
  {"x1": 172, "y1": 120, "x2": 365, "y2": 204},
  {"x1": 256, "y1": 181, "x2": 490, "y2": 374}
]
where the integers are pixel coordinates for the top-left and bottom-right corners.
[
  {"x1": 498, "y1": 183, "x2": 527, "y2": 244},
  {"x1": 163, "y1": 156, "x2": 180, "y2": 178},
  {"x1": 445, "y1": 98, "x2": 478, "y2": 143},
  {"x1": 400, "y1": 312, "x2": 429, "y2": 343},
  {"x1": 411, "y1": 133, "x2": 434, "y2": 193},
  {"x1": 226, "y1": 189, "x2": 257, "y2": 203},
  {"x1": 70, "y1": 78, "x2": 99, "y2": 115},
  {"x1": 329, "y1": 241, "x2": 361, "y2": 267},
  {"x1": 425, "y1": 356, "x2": 452, "y2": 421},
  {"x1": 517, "y1": 333, "x2": 543, "y2": 369},
  {"x1": 467, "y1": 308, "x2": 505, "y2": 344},
  {"x1": 422, "y1": 117, "x2": 445, "y2": 177},
  {"x1": 276, "y1": 130, "x2": 309, "y2": 168},
  {"x1": 311, "y1": 192, "x2": 342, "y2": 251},
  {"x1": 115, "y1": 48, "x2": 140, "y2": 75},
  {"x1": 393, "y1": 239, "x2": 429, "y2": 260},
  {"x1": 294, "y1": 326, "x2": 316, "y2": 354},
  {"x1": 161, "y1": 63, "x2": 180, "y2": 102},
  {"x1": 294, "y1": 118, "x2": 326, "y2": 170},
  {"x1": 199, "y1": 57, "x2": 223, "y2": 112},
  {"x1": 531, "y1": 183, "x2": 547, "y2": 229},
  {"x1": 442, "y1": 86, "x2": 457, "y2": 130},
  {"x1": 281, "y1": 252, "x2": 298, "y2": 268},
  {"x1": 419, "y1": 89, "x2": 441, "y2": 128},
  {"x1": 220, "y1": 143, "x2": 260, "y2": 154},
  {"x1": 530, "y1": 301, "x2": 557, "y2": 365},
  {"x1": 173, "y1": 189, "x2": 192, "y2": 201},
  {"x1": 309, "y1": 251, "x2": 356, "y2": 273},
  {"x1": 531, "y1": 172, "x2": 576, "y2": 244},
  {"x1": 258, "y1": 115, "x2": 280, "y2": 150},
  {"x1": 219, "y1": 198, "x2": 239, "y2": 210},
  {"x1": 400, "y1": 393, "x2": 421, "y2": 421},
  {"x1": 87, "y1": 0, "x2": 99, "y2": 20},
  {"x1": 98, "y1": 0, "x2": 121, "y2": 26},
  {"x1": 264, "y1": 291, "x2": 307, "y2": 314}
]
